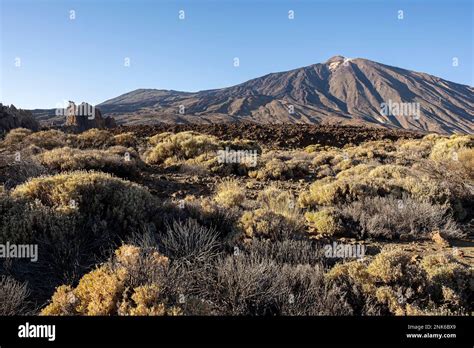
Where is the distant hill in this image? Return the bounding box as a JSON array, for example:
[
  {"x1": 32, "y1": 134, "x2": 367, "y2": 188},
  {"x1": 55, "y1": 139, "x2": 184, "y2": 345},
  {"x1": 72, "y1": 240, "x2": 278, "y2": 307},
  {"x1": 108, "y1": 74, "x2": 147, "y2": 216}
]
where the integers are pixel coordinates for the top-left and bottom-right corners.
[{"x1": 34, "y1": 56, "x2": 474, "y2": 133}]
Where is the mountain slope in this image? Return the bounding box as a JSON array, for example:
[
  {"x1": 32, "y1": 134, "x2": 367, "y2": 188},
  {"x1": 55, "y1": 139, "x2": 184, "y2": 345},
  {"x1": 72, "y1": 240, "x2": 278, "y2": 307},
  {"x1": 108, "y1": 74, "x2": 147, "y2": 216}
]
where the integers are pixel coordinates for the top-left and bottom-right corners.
[{"x1": 93, "y1": 56, "x2": 473, "y2": 133}]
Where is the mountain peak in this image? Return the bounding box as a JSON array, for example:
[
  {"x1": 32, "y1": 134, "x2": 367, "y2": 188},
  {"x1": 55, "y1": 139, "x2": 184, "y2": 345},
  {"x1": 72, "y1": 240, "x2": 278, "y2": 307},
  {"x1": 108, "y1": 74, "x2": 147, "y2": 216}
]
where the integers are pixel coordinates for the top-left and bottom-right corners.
[
  {"x1": 325, "y1": 55, "x2": 355, "y2": 71},
  {"x1": 93, "y1": 56, "x2": 473, "y2": 134},
  {"x1": 326, "y1": 55, "x2": 347, "y2": 64}
]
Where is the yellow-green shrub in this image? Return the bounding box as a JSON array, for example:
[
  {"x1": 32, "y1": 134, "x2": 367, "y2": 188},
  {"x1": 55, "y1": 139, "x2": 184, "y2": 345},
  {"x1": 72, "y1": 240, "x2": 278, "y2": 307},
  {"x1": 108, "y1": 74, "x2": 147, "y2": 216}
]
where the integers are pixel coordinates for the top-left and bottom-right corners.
[
  {"x1": 113, "y1": 132, "x2": 138, "y2": 148},
  {"x1": 75, "y1": 129, "x2": 115, "y2": 149},
  {"x1": 299, "y1": 164, "x2": 450, "y2": 207},
  {"x1": 256, "y1": 186, "x2": 300, "y2": 223},
  {"x1": 1, "y1": 128, "x2": 33, "y2": 148},
  {"x1": 305, "y1": 208, "x2": 343, "y2": 235},
  {"x1": 214, "y1": 178, "x2": 245, "y2": 208},
  {"x1": 240, "y1": 209, "x2": 290, "y2": 240},
  {"x1": 36, "y1": 147, "x2": 140, "y2": 177},
  {"x1": 41, "y1": 245, "x2": 180, "y2": 316},
  {"x1": 0, "y1": 193, "x2": 76, "y2": 243},
  {"x1": 326, "y1": 248, "x2": 472, "y2": 315},
  {"x1": 457, "y1": 148, "x2": 474, "y2": 179},
  {"x1": 12, "y1": 171, "x2": 158, "y2": 234},
  {"x1": 148, "y1": 132, "x2": 174, "y2": 146},
  {"x1": 248, "y1": 158, "x2": 308, "y2": 180},
  {"x1": 145, "y1": 131, "x2": 219, "y2": 164},
  {"x1": 429, "y1": 135, "x2": 473, "y2": 162}
]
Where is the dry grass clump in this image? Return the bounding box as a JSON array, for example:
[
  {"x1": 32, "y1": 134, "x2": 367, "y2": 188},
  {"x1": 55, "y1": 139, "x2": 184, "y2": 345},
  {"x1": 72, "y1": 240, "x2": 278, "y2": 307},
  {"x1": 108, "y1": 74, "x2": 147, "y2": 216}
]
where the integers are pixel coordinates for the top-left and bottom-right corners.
[
  {"x1": 257, "y1": 186, "x2": 300, "y2": 221},
  {"x1": 11, "y1": 171, "x2": 158, "y2": 235},
  {"x1": 340, "y1": 196, "x2": 464, "y2": 240},
  {"x1": 326, "y1": 247, "x2": 472, "y2": 315},
  {"x1": 221, "y1": 138, "x2": 262, "y2": 153},
  {"x1": 239, "y1": 187, "x2": 304, "y2": 240},
  {"x1": 456, "y1": 148, "x2": 474, "y2": 179},
  {"x1": 1, "y1": 128, "x2": 33, "y2": 148},
  {"x1": 0, "y1": 193, "x2": 44, "y2": 243},
  {"x1": 299, "y1": 164, "x2": 450, "y2": 207},
  {"x1": 113, "y1": 132, "x2": 138, "y2": 148},
  {"x1": 249, "y1": 157, "x2": 309, "y2": 180},
  {"x1": 0, "y1": 129, "x2": 71, "y2": 150},
  {"x1": 213, "y1": 178, "x2": 246, "y2": 208},
  {"x1": 205, "y1": 253, "x2": 350, "y2": 315},
  {"x1": 146, "y1": 132, "x2": 261, "y2": 176},
  {"x1": 145, "y1": 131, "x2": 219, "y2": 165},
  {"x1": 36, "y1": 147, "x2": 140, "y2": 177},
  {"x1": 168, "y1": 195, "x2": 240, "y2": 241},
  {"x1": 305, "y1": 208, "x2": 344, "y2": 236},
  {"x1": 0, "y1": 150, "x2": 46, "y2": 188},
  {"x1": 26, "y1": 130, "x2": 71, "y2": 149},
  {"x1": 148, "y1": 132, "x2": 174, "y2": 146},
  {"x1": 429, "y1": 134, "x2": 473, "y2": 162},
  {"x1": 41, "y1": 245, "x2": 181, "y2": 316},
  {"x1": 0, "y1": 276, "x2": 31, "y2": 315},
  {"x1": 160, "y1": 219, "x2": 220, "y2": 263},
  {"x1": 243, "y1": 239, "x2": 325, "y2": 266},
  {"x1": 75, "y1": 129, "x2": 115, "y2": 149},
  {"x1": 239, "y1": 209, "x2": 295, "y2": 240}
]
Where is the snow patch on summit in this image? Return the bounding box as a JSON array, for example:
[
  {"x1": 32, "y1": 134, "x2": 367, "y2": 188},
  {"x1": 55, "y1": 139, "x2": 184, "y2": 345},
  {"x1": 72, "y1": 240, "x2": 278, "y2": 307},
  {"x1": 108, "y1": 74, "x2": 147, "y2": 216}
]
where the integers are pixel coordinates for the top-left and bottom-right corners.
[{"x1": 328, "y1": 57, "x2": 354, "y2": 71}]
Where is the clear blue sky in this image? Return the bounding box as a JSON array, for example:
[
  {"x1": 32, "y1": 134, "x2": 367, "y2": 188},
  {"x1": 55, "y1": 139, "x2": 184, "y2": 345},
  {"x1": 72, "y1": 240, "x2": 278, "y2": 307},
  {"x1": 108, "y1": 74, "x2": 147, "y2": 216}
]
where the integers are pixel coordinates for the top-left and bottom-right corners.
[{"x1": 1, "y1": 0, "x2": 472, "y2": 109}]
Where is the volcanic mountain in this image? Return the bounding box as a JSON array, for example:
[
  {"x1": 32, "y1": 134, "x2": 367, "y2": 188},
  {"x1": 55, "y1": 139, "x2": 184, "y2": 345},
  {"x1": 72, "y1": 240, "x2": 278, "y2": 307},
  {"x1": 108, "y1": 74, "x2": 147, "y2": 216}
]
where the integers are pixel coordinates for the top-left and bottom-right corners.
[{"x1": 44, "y1": 56, "x2": 474, "y2": 133}]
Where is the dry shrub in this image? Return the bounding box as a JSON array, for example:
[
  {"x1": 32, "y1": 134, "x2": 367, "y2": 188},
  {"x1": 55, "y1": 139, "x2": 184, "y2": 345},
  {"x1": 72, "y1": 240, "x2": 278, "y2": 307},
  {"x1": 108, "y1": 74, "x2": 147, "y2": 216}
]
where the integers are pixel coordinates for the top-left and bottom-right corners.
[
  {"x1": 27, "y1": 130, "x2": 71, "y2": 149},
  {"x1": 0, "y1": 193, "x2": 47, "y2": 243},
  {"x1": 160, "y1": 219, "x2": 220, "y2": 263},
  {"x1": 41, "y1": 245, "x2": 181, "y2": 316},
  {"x1": 278, "y1": 263, "x2": 352, "y2": 315},
  {"x1": 457, "y1": 148, "x2": 474, "y2": 179},
  {"x1": 0, "y1": 150, "x2": 46, "y2": 188},
  {"x1": 340, "y1": 196, "x2": 464, "y2": 240},
  {"x1": 420, "y1": 253, "x2": 473, "y2": 306},
  {"x1": 249, "y1": 157, "x2": 308, "y2": 180},
  {"x1": 1, "y1": 128, "x2": 33, "y2": 148},
  {"x1": 204, "y1": 253, "x2": 350, "y2": 315},
  {"x1": 148, "y1": 132, "x2": 176, "y2": 146},
  {"x1": 429, "y1": 134, "x2": 473, "y2": 162},
  {"x1": 305, "y1": 208, "x2": 344, "y2": 236},
  {"x1": 239, "y1": 209, "x2": 296, "y2": 240},
  {"x1": 239, "y1": 186, "x2": 304, "y2": 240},
  {"x1": 169, "y1": 195, "x2": 240, "y2": 241},
  {"x1": 397, "y1": 138, "x2": 434, "y2": 160},
  {"x1": 0, "y1": 276, "x2": 31, "y2": 315},
  {"x1": 2, "y1": 171, "x2": 163, "y2": 304},
  {"x1": 312, "y1": 149, "x2": 341, "y2": 167},
  {"x1": 145, "y1": 131, "x2": 219, "y2": 164},
  {"x1": 113, "y1": 132, "x2": 138, "y2": 148},
  {"x1": 178, "y1": 161, "x2": 210, "y2": 175},
  {"x1": 36, "y1": 147, "x2": 140, "y2": 177},
  {"x1": 0, "y1": 129, "x2": 71, "y2": 150},
  {"x1": 304, "y1": 144, "x2": 323, "y2": 153},
  {"x1": 213, "y1": 178, "x2": 246, "y2": 208},
  {"x1": 146, "y1": 132, "x2": 259, "y2": 176},
  {"x1": 256, "y1": 186, "x2": 298, "y2": 218},
  {"x1": 299, "y1": 164, "x2": 451, "y2": 207},
  {"x1": 310, "y1": 141, "x2": 396, "y2": 176},
  {"x1": 12, "y1": 171, "x2": 159, "y2": 236},
  {"x1": 326, "y1": 248, "x2": 472, "y2": 315},
  {"x1": 75, "y1": 129, "x2": 115, "y2": 149},
  {"x1": 242, "y1": 239, "x2": 325, "y2": 267}
]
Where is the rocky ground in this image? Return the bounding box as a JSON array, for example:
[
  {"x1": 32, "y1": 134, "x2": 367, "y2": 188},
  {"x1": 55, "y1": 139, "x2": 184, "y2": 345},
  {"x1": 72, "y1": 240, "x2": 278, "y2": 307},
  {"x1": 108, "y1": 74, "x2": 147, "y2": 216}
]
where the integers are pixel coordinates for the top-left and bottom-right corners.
[{"x1": 110, "y1": 123, "x2": 423, "y2": 149}]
